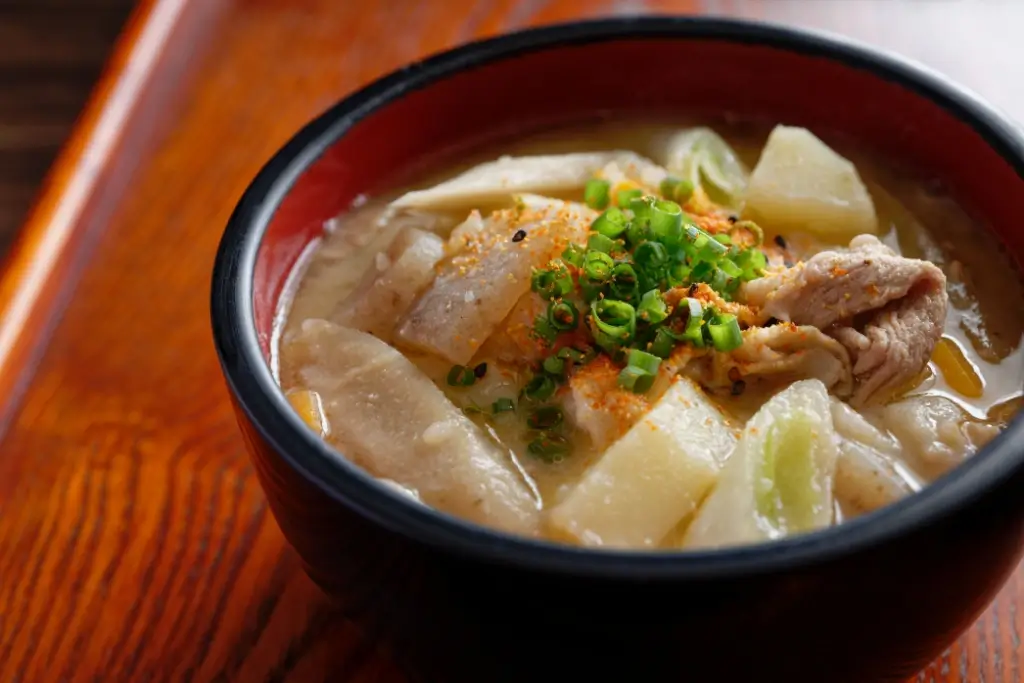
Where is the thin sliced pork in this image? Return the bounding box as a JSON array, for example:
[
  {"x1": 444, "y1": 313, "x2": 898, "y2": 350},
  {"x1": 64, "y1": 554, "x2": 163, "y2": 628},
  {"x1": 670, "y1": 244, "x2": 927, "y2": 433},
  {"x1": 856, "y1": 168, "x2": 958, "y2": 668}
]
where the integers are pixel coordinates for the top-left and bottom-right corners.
[{"x1": 742, "y1": 234, "x2": 947, "y2": 405}]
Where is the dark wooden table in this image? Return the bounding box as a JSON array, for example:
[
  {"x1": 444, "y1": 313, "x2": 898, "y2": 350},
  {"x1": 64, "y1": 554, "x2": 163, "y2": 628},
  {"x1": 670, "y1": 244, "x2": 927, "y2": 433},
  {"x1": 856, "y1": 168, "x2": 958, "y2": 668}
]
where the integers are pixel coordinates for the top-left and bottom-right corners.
[
  {"x1": 0, "y1": 1, "x2": 136, "y2": 252},
  {"x1": 0, "y1": 1, "x2": 1022, "y2": 681}
]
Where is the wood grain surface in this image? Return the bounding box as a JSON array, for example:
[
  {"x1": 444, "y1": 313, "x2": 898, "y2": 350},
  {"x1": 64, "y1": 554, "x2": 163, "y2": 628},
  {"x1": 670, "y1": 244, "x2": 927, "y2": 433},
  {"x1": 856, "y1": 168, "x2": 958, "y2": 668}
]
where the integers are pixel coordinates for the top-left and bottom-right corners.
[
  {"x1": 0, "y1": 0, "x2": 137, "y2": 254},
  {"x1": 0, "y1": 1, "x2": 1022, "y2": 681}
]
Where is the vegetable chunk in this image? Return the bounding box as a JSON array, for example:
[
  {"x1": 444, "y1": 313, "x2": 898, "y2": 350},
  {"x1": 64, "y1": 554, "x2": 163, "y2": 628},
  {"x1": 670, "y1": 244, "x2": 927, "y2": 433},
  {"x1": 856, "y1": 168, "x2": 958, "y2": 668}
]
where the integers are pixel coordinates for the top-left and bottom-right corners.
[
  {"x1": 684, "y1": 379, "x2": 838, "y2": 549},
  {"x1": 396, "y1": 196, "x2": 595, "y2": 364},
  {"x1": 745, "y1": 125, "x2": 878, "y2": 237},
  {"x1": 548, "y1": 378, "x2": 737, "y2": 549},
  {"x1": 391, "y1": 152, "x2": 640, "y2": 211},
  {"x1": 288, "y1": 319, "x2": 540, "y2": 534}
]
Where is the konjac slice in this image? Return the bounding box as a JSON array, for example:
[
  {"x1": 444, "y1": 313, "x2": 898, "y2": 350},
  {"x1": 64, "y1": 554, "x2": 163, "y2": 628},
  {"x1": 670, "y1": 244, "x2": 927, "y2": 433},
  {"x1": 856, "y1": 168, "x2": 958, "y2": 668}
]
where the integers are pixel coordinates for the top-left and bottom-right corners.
[
  {"x1": 547, "y1": 378, "x2": 737, "y2": 549},
  {"x1": 287, "y1": 319, "x2": 540, "y2": 535},
  {"x1": 684, "y1": 379, "x2": 838, "y2": 549},
  {"x1": 396, "y1": 196, "x2": 594, "y2": 364}
]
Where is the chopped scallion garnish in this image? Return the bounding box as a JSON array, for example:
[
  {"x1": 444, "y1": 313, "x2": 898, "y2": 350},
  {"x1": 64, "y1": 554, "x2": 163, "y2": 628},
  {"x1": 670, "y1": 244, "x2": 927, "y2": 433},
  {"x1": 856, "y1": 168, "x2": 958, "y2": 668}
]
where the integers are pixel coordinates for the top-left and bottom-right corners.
[
  {"x1": 637, "y1": 289, "x2": 669, "y2": 324},
  {"x1": 523, "y1": 374, "x2": 557, "y2": 402},
  {"x1": 590, "y1": 299, "x2": 636, "y2": 352},
  {"x1": 616, "y1": 187, "x2": 643, "y2": 207},
  {"x1": 527, "y1": 432, "x2": 571, "y2": 462},
  {"x1": 548, "y1": 300, "x2": 579, "y2": 332},
  {"x1": 708, "y1": 313, "x2": 743, "y2": 352},
  {"x1": 530, "y1": 261, "x2": 573, "y2": 300},
  {"x1": 617, "y1": 365, "x2": 656, "y2": 393},
  {"x1": 561, "y1": 243, "x2": 585, "y2": 268},
  {"x1": 591, "y1": 207, "x2": 628, "y2": 238},
  {"x1": 542, "y1": 356, "x2": 565, "y2": 375},
  {"x1": 446, "y1": 365, "x2": 476, "y2": 387},
  {"x1": 609, "y1": 263, "x2": 639, "y2": 302},
  {"x1": 584, "y1": 178, "x2": 611, "y2": 210},
  {"x1": 527, "y1": 406, "x2": 564, "y2": 430},
  {"x1": 587, "y1": 232, "x2": 620, "y2": 255},
  {"x1": 492, "y1": 398, "x2": 516, "y2": 414}
]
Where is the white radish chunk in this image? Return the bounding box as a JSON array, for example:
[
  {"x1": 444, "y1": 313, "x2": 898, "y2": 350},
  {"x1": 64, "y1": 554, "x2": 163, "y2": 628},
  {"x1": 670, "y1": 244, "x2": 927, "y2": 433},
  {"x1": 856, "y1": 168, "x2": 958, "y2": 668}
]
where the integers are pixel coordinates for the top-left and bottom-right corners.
[{"x1": 548, "y1": 378, "x2": 737, "y2": 549}]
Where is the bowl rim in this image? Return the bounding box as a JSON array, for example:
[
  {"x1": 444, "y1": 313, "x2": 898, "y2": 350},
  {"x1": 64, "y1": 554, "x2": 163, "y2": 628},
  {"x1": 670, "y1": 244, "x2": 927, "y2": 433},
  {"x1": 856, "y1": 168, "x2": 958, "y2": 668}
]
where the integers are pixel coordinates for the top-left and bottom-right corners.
[{"x1": 212, "y1": 15, "x2": 1024, "y2": 580}]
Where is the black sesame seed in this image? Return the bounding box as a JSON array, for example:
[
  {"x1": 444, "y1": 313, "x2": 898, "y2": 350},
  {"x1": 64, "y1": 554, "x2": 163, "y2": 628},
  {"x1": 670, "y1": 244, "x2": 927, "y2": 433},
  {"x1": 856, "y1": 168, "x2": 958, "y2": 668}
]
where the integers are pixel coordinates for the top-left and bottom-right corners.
[
  {"x1": 512, "y1": 229, "x2": 527, "y2": 243},
  {"x1": 473, "y1": 362, "x2": 488, "y2": 378},
  {"x1": 731, "y1": 379, "x2": 747, "y2": 396},
  {"x1": 773, "y1": 234, "x2": 787, "y2": 249},
  {"x1": 687, "y1": 283, "x2": 699, "y2": 296},
  {"x1": 728, "y1": 215, "x2": 738, "y2": 224}
]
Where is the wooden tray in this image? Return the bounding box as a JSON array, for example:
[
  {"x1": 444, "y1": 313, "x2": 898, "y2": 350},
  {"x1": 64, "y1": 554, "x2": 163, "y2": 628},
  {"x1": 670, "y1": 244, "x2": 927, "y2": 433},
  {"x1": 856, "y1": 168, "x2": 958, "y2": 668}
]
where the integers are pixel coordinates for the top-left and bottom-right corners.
[{"x1": 0, "y1": 0, "x2": 1021, "y2": 680}]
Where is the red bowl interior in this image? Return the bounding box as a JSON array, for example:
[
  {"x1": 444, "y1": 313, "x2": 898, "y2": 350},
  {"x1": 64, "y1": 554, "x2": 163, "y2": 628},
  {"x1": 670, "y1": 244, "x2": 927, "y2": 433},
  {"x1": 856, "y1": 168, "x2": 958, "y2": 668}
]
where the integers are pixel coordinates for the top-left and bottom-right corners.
[{"x1": 253, "y1": 36, "x2": 1023, "y2": 361}]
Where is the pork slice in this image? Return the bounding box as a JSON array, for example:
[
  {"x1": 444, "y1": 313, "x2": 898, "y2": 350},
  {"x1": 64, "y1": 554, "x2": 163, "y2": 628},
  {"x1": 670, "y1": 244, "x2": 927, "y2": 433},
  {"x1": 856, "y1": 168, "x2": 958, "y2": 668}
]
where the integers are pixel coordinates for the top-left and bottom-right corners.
[
  {"x1": 706, "y1": 323, "x2": 853, "y2": 397},
  {"x1": 741, "y1": 234, "x2": 947, "y2": 405}
]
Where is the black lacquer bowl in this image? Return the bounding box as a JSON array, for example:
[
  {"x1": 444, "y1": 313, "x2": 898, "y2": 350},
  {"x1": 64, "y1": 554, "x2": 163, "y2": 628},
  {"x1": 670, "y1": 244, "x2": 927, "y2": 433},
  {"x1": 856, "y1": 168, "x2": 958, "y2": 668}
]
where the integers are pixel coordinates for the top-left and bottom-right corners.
[{"x1": 212, "y1": 17, "x2": 1024, "y2": 683}]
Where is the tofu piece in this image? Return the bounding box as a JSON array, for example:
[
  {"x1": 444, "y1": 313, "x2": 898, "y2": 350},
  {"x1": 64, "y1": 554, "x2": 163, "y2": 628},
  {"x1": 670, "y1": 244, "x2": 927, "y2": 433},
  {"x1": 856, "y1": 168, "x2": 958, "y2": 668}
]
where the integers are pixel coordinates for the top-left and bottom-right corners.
[
  {"x1": 744, "y1": 125, "x2": 878, "y2": 237},
  {"x1": 333, "y1": 226, "x2": 445, "y2": 340},
  {"x1": 396, "y1": 196, "x2": 594, "y2": 364},
  {"x1": 288, "y1": 319, "x2": 540, "y2": 535},
  {"x1": 684, "y1": 379, "x2": 838, "y2": 550},
  {"x1": 548, "y1": 378, "x2": 737, "y2": 549}
]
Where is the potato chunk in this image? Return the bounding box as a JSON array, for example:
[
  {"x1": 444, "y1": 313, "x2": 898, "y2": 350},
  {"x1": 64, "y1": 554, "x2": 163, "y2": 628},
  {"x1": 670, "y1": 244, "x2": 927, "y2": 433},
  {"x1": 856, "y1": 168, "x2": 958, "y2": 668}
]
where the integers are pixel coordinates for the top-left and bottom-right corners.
[
  {"x1": 396, "y1": 196, "x2": 594, "y2": 364},
  {"x1": 548, "y1": 378, "x2": 737, "y2": 549},
  {"x1": 744, "y1": 125, "x2": 878, "y2": 237},
  {"x1": 288, "y1": 319, "x2": 540, "y2": 535}
]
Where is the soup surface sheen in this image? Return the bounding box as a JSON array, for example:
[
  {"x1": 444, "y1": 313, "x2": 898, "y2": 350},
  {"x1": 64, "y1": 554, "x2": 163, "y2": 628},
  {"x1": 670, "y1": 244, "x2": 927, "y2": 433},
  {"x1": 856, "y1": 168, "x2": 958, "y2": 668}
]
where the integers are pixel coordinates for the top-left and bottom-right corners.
[{"x1": 275, "y1": 119, "x2": 1024, "y2": 551}]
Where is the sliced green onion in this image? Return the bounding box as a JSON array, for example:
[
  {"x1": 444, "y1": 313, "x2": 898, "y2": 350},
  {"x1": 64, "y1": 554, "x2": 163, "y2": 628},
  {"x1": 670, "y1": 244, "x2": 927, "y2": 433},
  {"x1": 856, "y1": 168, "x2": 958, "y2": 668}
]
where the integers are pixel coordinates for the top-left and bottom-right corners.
[
  {"x1": 582, "y1": 250, "x2": 614, "y2": 283},
  {"x1": 531, "y1": 261, "x2": 572, "y2": 300},
  {"x1": 590, "y1": 299, "x2": 636, "y2": 352},
  {"x1": 527, "y1": 406, "x2": 564, "y2": 430},
  {"x1": 667, "y1": 262, "x2": 691, "y2": 288},
  {"x1": 548, "y1": 300, "x2": 579, "y2": 331},
  {"x1": 637, "y1": 289, "x2": 669, "y2": 324},
  {"x1": 714, "y1": 234, "x2": 733, "y2": 246},
  {"x1": 446, "y1": 365, "x2": 476, "y2": 387},
  {"x1": 673, "y1": 178, "x2": 695, "y2": 204},
  {"x1": 708, "y1": 313, "x2": 743, "y2": 352},
  {"x1": 649, "y1": 200, "x2": 683, "y2": 244},
  {"x1": 557, "y1": 347, "x2": 585, "y2": 363},
  {"x1": 733, "y1": 248, "x2": 767, "y2": 280},
  {"x1": 616, "y1": 187, "x2": 643, "y2": 207},
  {"x1": 609, "y1": 263, "x2": 639, "y2": 301},
  {"x1": 650, "y1": 328, "x2": 677, "y2": 358},
  {"x1": 680, "y1": 297, "x2": 704, "y2": 343},
  {"x1": 523, "y1": 374, "x2": 557, "y2": 402},
  {"x1": 587, "y1": 233, "x2": 620, "y2": 255},
  {"x1": 542, "y1": 356, "x2": 566, "y2": 375},
  {"x1": 626, "y1": 348, "x2": 662, "y2": 375},
  {"x1": 492, "y1": 398, "x2": 516, "y2": 414},
  {"x1": 584, "y1": 178, "x2": 611, "y2": 210},
  {"x1": 527, "y1": 432, "x2": 571, "y2": 462},
  {"x1": 659, "y1": 175, "x2": 682, "y2": 199},
  {"x1": 617, "y1": 365, "x2": 656, "y2": 393},
  {"x1": 633, "y1": 241, "x2": 669, "y2": 271},
  {"x1": 718, "y1": 258, "x2": 743, "y2": 278},
  {"x1": 532, "y1": 313, "x2": 559, "y2": 344},
  {"x1": 698, "y1": 234, "x2": 729, "y2": 260},
  {"x1": 733, "y1": 220, "x2": 764, "y2": 247},
  {"x1": 591, "y1": 207, "x2": 629, "y2": 238},
  {"x1": 561, "y1": 243, "x2": 586, "y2": 268}
]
